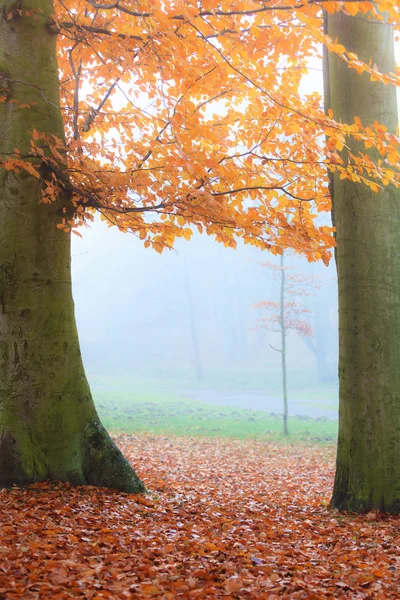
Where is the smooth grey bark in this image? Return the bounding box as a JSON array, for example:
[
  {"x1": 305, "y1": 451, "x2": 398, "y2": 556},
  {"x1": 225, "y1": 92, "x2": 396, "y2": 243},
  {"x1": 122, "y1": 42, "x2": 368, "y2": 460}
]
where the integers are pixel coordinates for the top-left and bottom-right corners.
[
  {"x1": 324, "y1": 12, "x2": 400, "y2": 512},
  {"x1": 0, "y1": 0, "x2": 144, "y2": 492}
]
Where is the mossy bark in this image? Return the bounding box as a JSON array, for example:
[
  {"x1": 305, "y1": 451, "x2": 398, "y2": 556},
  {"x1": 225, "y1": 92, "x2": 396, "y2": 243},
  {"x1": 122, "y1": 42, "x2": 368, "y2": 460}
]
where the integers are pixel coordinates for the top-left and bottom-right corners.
[
  {"x1": 325, "y1": 13, "x2": 400, "y2": 512},
  {"x1": 0, "y1": 0, "x2": 145, "y2": 492}
]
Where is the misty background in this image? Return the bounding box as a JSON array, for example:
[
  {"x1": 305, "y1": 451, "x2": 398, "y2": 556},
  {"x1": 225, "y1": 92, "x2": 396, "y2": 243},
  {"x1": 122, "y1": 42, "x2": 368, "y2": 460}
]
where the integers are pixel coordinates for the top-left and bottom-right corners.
[
  {"x1": 69, "y1": 42, "x2": 400, "y2": 427},
  {"x1": 71, "y1": 223, "x2": 339, "y2": 421}
]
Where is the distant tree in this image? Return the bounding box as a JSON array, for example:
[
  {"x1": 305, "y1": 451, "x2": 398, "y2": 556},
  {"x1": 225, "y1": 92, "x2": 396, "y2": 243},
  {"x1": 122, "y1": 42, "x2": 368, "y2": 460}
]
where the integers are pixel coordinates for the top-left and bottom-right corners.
[
  {"x1": 254, "y1": 254, "x2": 318, "y2": 435},
  {"x1": 304, "y1": 292, "x2": 337, "y2": 383},
  {"x1": 183, "y1": 258, "x2": 203, "y2": 382}
]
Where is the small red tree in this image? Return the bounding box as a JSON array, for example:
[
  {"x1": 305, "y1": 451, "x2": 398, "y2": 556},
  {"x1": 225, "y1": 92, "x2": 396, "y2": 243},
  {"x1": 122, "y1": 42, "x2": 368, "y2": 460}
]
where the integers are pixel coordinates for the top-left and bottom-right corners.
[{"x1": 254, "y1": 253, "x2": 319, "y2": 435}]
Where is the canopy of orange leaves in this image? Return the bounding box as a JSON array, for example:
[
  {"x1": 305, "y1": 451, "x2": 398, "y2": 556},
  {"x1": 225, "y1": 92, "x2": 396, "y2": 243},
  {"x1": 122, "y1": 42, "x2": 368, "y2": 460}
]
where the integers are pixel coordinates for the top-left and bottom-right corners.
[{"x1": 2, "y1": 1, "x2": 400, "y2": 262}]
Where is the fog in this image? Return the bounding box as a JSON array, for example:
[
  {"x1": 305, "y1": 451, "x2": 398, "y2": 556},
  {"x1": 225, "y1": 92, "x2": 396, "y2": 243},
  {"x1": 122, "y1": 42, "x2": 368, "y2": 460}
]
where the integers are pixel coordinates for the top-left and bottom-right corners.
[
  {"x1": 67, "y1": 42, "x2": 400, "y2": 426},
  {"x1": 72, "y1": 222, "x2": 339, "y2": 420}
]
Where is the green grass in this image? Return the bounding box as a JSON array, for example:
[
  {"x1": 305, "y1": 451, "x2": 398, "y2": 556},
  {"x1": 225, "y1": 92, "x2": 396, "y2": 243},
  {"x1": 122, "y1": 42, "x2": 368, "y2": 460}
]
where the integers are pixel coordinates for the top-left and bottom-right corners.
[
  {"x1": 89, "y1": 367, "x2": 338, "y2": 395},
  {"x1": 94, "y1": 389, "x2": 338, "y2": 444}
]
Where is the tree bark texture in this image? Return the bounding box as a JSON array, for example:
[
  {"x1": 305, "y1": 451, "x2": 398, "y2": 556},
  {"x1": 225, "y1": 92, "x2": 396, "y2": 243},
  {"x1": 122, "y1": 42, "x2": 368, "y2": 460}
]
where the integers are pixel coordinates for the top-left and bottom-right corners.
[
  {"x1": 0, "y1": 0, "x2": 145, "y2": 492},
  {"x1": 325, "y1": 12, "x2": 400, "y2": 512}
]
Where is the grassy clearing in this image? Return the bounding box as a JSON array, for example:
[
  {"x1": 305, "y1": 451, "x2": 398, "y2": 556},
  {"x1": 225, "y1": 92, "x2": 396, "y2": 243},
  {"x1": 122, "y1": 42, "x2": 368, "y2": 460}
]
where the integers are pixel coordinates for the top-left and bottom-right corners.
[
  {"x1": 94, "y1": 388, "x2": 338, "y2": 443},
  {"x1": 90, "y1": 369, "x2": 339, "y2": 397}
]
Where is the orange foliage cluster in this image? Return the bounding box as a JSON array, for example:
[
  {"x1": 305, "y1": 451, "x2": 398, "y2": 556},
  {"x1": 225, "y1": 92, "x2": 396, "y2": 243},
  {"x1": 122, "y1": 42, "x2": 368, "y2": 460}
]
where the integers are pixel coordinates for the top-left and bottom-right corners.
[
  {"x1": 0, "y1": 435, "x2": 399, "y2": 598},
  {"x1": 255, "y1": 302, "x2": 314, "y2": 338},
  {"x1": 254, "y1": 260, "x2": 318, "y2": 337},
  {"x1": 1, "y1": 1, "x2": 400, "y2": 261}
]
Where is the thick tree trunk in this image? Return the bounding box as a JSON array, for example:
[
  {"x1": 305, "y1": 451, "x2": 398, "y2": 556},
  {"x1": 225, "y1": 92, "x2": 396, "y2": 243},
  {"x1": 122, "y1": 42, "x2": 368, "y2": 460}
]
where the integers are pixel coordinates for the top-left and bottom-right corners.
[
  {"x1": 325, "y1": 13, "x2": 400, "y2": 511},
  {"x1": 0, "y1": 0, "x2": 144, "y2": 492}
]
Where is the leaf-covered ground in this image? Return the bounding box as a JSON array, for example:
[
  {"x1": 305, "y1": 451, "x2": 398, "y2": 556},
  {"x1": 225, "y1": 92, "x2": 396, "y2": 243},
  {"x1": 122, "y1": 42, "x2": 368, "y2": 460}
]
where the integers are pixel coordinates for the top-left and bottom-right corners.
[{"x1": 0, "y1": 435, "x2": 399, "y2": 599}]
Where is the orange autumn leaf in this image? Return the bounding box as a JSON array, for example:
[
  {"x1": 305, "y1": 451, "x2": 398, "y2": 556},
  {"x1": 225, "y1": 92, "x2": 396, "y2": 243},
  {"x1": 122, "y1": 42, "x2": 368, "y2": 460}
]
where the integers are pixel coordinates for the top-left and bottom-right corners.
[
  {"x1": 2, "y1": 0, "x2": 399, "y2": 263},
  {"x1": 345, "y1": 2, "x2": 360, "y2": 16},
  {"x1": 0, "y1": 435, "x2": 399, "y2": 598},
  {"x1": 225, "y1": 576, "x2": 243, "y2": 593},
  {"x1": 139, "y1": 583, "x2": 162, "y2": 596}
]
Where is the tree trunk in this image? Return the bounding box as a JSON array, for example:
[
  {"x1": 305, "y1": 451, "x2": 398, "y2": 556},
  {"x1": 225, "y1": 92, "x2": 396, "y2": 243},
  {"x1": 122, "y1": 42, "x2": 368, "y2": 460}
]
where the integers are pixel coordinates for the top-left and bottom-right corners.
[
  {"x1": 0, "y1": 0, "x2": 144, "y2": 492},
  {"x1": 280, "y1": 254, "x2": 289, "y2": 436},
  {"x1": 325, "y1": 12, "x2": 400, "y2": 511}
]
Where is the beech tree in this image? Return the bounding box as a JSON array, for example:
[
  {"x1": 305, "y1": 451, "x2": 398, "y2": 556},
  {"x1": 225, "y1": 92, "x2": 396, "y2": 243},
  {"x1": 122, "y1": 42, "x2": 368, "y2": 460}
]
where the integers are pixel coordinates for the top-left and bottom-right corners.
[
  {"x1": 325, "y1": 10, "x2": 400, "y2": 512},
  {"x1": 0, "y1": 0, "x2": 399, "y2": 498}
]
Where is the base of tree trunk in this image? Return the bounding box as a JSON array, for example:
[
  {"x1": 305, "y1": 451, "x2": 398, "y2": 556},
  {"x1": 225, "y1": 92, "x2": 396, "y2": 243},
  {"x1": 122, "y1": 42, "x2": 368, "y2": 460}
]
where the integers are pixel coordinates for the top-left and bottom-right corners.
[
  {"x1": 82, "y1": 420, "x2": 145, "y2": 492},
  {"x1": 331, "y1": 494, "x2": 400, "y2": 514},
  {"x1": 330, "y1": 469, "x2": 400, "y2": 514},
  {"x1": 0, "y1": 419, "x2": 145, "y2": 493}
]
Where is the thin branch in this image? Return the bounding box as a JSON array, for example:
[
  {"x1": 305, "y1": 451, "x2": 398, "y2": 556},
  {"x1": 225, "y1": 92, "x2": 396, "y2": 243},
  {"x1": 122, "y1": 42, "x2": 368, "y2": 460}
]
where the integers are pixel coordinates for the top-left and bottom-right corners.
[
  {"x1": 211, "y1": 185, "x2": 314, "y2": 202},
  {"x1": 92, "y1": 201, "x2": 168, "y2": 214},
  {"x1": 82, "y1": 0, "x2": 378, "y2": 20},
  {"x1": 270, "y1": 344, "x2": 282, "y2": 353},
  {"x1": 194, "y1": 89, "x2": 233, "y2": 112},
  {"x1": 0, "y1": 74, "x2": 60, "y2": 109},
  {"x1": 198, "y1": 0, "x2": 365, "y2": 17},
  {"x1": 254, "y1": 154, "x2": 327, "y2": 166},
  {"x1": 81, "y1": 78, "x2": 120, "y2": 133},
  {"x1": 59, "y1": 21, "x2": 144, "y2": 41},
  {"x1": 188, "y1": 20, "x2": 349, "y2": 134},
  {"x1": 85, "y1": 0, "x2": 151, "y2": 17},
  {"x1": 68, "y1": 45, "x2": 82, "y2": 141}
]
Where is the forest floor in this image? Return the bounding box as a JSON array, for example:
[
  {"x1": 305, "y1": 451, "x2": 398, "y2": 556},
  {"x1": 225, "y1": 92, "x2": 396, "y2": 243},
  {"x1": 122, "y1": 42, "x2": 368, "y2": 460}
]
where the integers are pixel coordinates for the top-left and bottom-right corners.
[{"x1": 0, "y1": 434, "x2": 399, "y2": 599}]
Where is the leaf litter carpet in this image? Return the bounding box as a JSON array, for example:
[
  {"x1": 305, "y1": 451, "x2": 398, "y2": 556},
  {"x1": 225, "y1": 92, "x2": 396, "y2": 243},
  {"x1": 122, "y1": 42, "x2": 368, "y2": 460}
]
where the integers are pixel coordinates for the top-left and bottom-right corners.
[{"x1": 0, "y1": 435, "x2": 399, "y2": 599}]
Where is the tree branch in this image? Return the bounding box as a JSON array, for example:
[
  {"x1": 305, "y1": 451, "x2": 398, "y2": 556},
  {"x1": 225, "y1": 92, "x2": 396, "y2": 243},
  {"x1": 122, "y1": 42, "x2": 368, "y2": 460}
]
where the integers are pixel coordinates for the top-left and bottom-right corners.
[
  {"x1": 211, "y1": 185, "x2": 314, "y2": 202},
  {"x1": 81, "y1": 78, "x2": 120, "y2": 133},
  {"x1": 59, "y1": 21, "x2": 144, "y2": 42},
  {"x1": 85, "y1": 0, "x2": 151, "y2": 17},
  {"x1": 270, "y1": 344, "x2": 282, "y2": 353}
]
